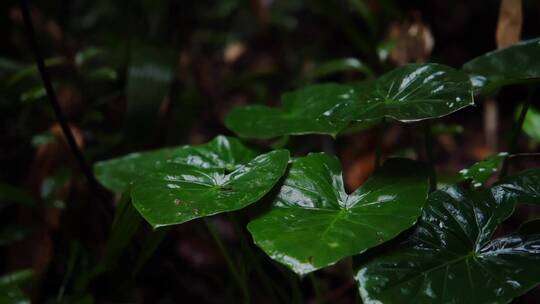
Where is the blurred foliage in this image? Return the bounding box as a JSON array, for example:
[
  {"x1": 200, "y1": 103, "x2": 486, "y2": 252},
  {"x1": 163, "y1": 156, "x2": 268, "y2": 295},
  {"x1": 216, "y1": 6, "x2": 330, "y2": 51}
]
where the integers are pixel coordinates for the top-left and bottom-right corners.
[{"x1": 1, "y1": 0, "x2": 540, "y2": 303}]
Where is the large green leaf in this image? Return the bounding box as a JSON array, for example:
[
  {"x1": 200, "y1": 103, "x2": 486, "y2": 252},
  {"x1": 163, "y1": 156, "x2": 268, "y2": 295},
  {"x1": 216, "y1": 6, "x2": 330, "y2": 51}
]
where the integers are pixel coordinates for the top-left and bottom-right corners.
[
  {"x1": 130, "y1": 145, "x2": 289, "y2": 228},
  {"x1": 94, "y1": 136, "x2": 259, "y2": 192},
  {"x1": 348, "y1": 63, "x2": 474, "y2": 122},
  {"x1": 226, "y1": 64, "x2": 473, "y2": 139},
  {"x1": 247, "y1": 154, "x2": 429, "y2": 275},
  {"x1": 356, "y1": 169, "x2": 540, "y2": 303},
  {"x1": 463, "y1": 37, "x2": 540, "y2": 94},
  {"x1": 225, "y1": 83, "x2": 359, "y2": 138},
  {"x1": 95, "y1": 147, "x2": 180, "y2": 192}
]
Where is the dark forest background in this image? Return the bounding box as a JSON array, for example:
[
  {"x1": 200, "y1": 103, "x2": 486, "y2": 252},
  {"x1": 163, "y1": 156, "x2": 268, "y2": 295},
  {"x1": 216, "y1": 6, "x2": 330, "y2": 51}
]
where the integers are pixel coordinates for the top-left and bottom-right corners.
[{"x1": 1, "y1": 0, "x2": 540, "y2": 303}]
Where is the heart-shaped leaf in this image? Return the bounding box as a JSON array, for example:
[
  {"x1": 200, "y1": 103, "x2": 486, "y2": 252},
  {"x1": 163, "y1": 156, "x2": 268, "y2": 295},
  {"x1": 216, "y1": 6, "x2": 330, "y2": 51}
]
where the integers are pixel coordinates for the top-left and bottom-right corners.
[
  {"x1": 356, "y1": 169, "x2": 540, "y2": 304},
  {"x1": 459, "y1": 152, "x2": 508, "y2": 187},
  {"x1": 130, "y1": 145, "x2": 290, "y2": 228},
  {"x1": 225, "y1": 83, "x2": 358, "y2": 138},
  {"x1": 348, "y1": 63, "x2": 474, "y2": 122},
  {"x1": 95, "y1": 136, "x2": 259, "y2": 192},
  {"x1": 248, "y1": 154, "x2": 429, "y2": 275},
  {"x1": 95, "y1": 147, "x2": 178, "y2": 192},
  {"x1": 226, "y1": 64, "x2": 473, "y2": 139},
  {"x1": 463, "y1": 37, "x2": 540, "y2": 94}
]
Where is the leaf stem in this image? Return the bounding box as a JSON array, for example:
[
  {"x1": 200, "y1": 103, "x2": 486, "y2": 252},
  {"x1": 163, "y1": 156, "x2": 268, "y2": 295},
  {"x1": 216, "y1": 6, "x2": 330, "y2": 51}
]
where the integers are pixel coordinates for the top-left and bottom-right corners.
[
  {"x1": 499, "y1": 89, "x2": 535, "y2": 178},
  {"x1": 203, "y1": 218, "x2": 250, "y2": 303},
  {"x1": 309, "y1": 273, "x2": 323, "y2": 304},
  {"x1": 228, "y1": 213, "x2": 286, "y2": 302},
  {"x1": 424, "y1": 121, "x2": 437, "y2": 192}
]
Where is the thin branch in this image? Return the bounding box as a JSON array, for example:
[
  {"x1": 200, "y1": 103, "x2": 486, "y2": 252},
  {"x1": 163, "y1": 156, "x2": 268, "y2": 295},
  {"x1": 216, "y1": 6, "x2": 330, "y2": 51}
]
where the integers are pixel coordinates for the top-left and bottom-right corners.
[{"x1": 20, "y1": 0, "x2": 97, "y2": 185}]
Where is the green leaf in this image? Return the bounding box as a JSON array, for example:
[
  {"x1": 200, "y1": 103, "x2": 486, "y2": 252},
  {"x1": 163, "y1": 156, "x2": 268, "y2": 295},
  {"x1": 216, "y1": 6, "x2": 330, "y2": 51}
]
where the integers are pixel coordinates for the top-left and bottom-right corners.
[
  {"x1": 226, "y1": 64, "x2": 473, "y2": 139},
  {"x1": 0, "y1": 269, "x2": 34, "y2": 286},
  {"x1": 305, "y1": 57, "x2": 374, "y2": 80},
  {"x1": 225, "y1": 83, "x2": 359, "y2": 138},
  {"x1": 0, "y1": 269, "x2": 33, "y2": 304},
  {"x1": 463, "y1": 37, "x2": 540, "y2": 94},
  {"x1": 248, "y1": 154, "x2": 429, "y2": 275},
  {"x1": 495, "y1": 168, "x2": 540, "y2": 205},
  {"x1": 8, "y1": 57, "x2": 65, "y2": 85},
  {"x1": 125, "y1": 46, "x2": 174, "y2": 143},
  {"x1": 129, "y1": 138, "x2": 290, "y2": 228},
  {"x1": 0, "y1": 285, "x2": 29, "y2": 304},
  {"x1": 95, "y1": 147, "x2": 178, "y2": 192},
  {"x1": 356, "y1": 174, "x2": 540, "y2": 303},
  {"x1": 459, "y1": 152, "x2": 508, "y2": 187},
  {"x1": 349, "y1": 63, "x2": 474, "y2": 123},
  {"x1": 517, "y1": 105, "x2": 540, "y2": 147},
  {"x1": 95, "y1": 136, "x2": 260, "y2": 192}
]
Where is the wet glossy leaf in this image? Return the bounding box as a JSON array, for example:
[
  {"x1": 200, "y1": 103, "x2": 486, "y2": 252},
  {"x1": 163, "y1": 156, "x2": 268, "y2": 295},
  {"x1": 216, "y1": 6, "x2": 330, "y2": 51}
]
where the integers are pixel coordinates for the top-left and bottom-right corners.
[
  {"x1": 495, "y1": 168, "x2": 540, "y2": 205},
  {"x1": 95, "y1": 136, "x2": 259, "y2": 192},
  {"x1": 95, "y1": 147, "x2": 179, "y2": 192},
  {"x1": 349, "y1": 63, "x2": 474, "y2": 123},
  {"x1": 225, "y1": 83, "x2": 359, "y2": 138},
  {"x1": 130, "y1": 141, "x2": 289, "y2": 228},
  {"x1": 463, "y1": 37, "x2": 540, "y2": 94},
  {"x1": 356, "y1": 173, "x2": 540, "y2": 303},
  {"x1": 248, "y1": 155, "x2": 429, "y2": 275},
  {"x1": 226, "y1": 64, "x2": 473, "y2": 139},
  {"x1": 459, "y1": 152, "x2": 508, "y2": 187}
]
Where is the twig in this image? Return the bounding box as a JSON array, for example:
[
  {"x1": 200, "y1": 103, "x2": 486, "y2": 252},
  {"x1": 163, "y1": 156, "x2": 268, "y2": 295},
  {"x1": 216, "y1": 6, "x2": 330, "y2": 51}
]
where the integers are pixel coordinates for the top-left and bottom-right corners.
[
  {"x1": 20, "y1": 0, "x2": 111, "y2": 223},
  {"x1": 20, "y1": 0, "x2": 97, "y2": 186}
]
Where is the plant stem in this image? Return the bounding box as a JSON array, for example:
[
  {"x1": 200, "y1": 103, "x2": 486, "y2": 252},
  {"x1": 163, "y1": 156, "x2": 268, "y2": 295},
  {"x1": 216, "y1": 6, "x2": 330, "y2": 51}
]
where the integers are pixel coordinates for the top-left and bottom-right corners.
[
  {"x1": 499, "y1": 89, "x2": 535, "y2": 178},
  {"x1": 20, "y1": 0, "x2": 112, "y2": 221},
  {"x1": 310, "y1": 273, "x2": 323, "y2": 304},
  {"x1": 133, "y1": 226, "x2": 171, "y2": 276},
  {"x1": 20, "y1": 0, "x2": 96, "y2": 187},
  {"x1": 424, "y1": 121, "x2": 437, "y2": 193},
  {"x1": 203, "y1": 218, "x2": 249, "y2": 303},
  {"x1": 228, "y1": 213, "x2": 286, "y2": 302}
]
